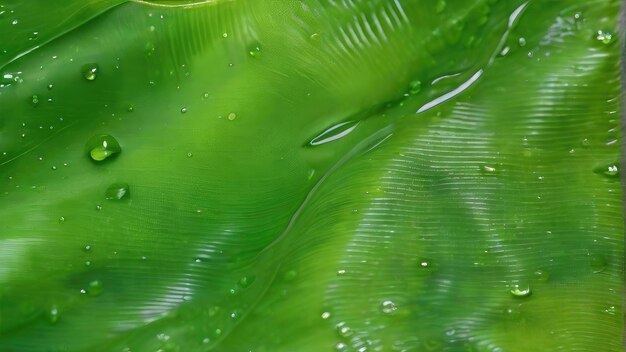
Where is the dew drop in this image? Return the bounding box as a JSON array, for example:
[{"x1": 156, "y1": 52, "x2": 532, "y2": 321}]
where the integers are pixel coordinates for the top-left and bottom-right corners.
[
  {"x1": 321, "y1": 311, "x2": 331, "y2": 320},
  {"x1": 518, "y1": 37, "x2": 527, "y2": 47},
  {"x1": 83, "y1": 245, "x2": 92, "y2": 252},
  {"x1": 47, "y1": 306, "x2": 59, "y2": 324},
  {"x1": 87, "y1": 280, "x2": 103, "y2": 296},
  {"x1": 31, "y1": 94, "x2": 39, "y2": 105},
  {"x1": 482, "y1": 165, "x2": 496, "y2": 173},
  {"x1": 510, "y1": 283, "x2": 531, "y2": 298},
  {"x1": 533, "y1": 269, "x2": 549, "y2": 282},
  {"x1": 105, "y1": 183, "x2": 129, "y2": 200},
  {"x1": 86, "y1": 134, "x2": 121, "y2": 161},
  {"x1": 227, "y1": 112, "x2": 236, "y2": 121},
  {"x1": 187, "y1": 152, "x2": 193, "y2": 158},
  {"x1": 202, "y1": 92, "x2": 209, "y2": 99},
  {"x1": 81, "y1": 63, "x2": 99, "y2": 81},
  {"x1": 335, "y1": 342, "x2": 348, "y2": 351},
  {"x1": 381, "y1": 300, "x2": 398, "y2": 315},
  {"x1": 58, "y1": 216, "x2": 65, "y2": 223},
  {"x1": 238, "y1": 275, "x2": 256, "y2": 288},
  {"x1": 336, "y1": 322, "x2": 353, "y2": 338},
  {"x1": 408, "y1": 80, "x2": 422, "y2": 95},
  {"x1": 181, "y1": 107, "x2": 188, "y2": 114},
  {"x1": 595, "y1": 30, "x2": 615, "y2": 45},
  {"x1": 283, "y1": 270, "x2": 297, "y2": 281},
  {"x1": 222, "y1": 32, "x2": 228, "y2": 38},
  {"x1": 248, "y1": 45, "x2": 262, "y2": 58}
]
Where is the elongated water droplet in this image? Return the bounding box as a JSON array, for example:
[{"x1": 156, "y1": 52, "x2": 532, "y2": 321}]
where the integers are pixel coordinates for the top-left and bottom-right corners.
[
  {"x1": 105, "y1": 183, "x2": 129, "y2": 200},
  {"x1": 87, "y1": 134, "x2": 121, "y2": 161},
  {"x1": 306, "y1": 121, "x2": 359, "y2": 147},
  {"x1": 593, "y1": 161, "x2": 619, "y2": 178},
  {"x1": 589, "y1": 254, "x2": 607, "y2": 273},
  {"x1": 321, "y1": 311, "x2": 331, "y2": 320},
  {"x1": 81, "y1": 63, "x2": 99, "y2": 81}
]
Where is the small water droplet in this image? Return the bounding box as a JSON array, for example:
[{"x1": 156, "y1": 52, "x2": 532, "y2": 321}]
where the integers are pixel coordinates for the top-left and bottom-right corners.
[
  {"x1": 321, "y1": 312, "x2": 331, "y2": 320},
  {"x1": 283, "y1": 270, "x2": 297, "y2": 281},
  {"x1": 533, "y1": 269, "x2": 549, "y2": 282},
  {"x1": 11, "y1": 19, "x2": 17, "y2": 25},
  {"x1": 58, "y1": 216, "x2": 65, "y2": 223},
  {"x1": 96, "y1": 204, "x2": 102, "y2": 211},
  {"x1": 336, "y1": 322, "x2": 353, "y2": 338},
  {"x1": 51, "y1": 165, "x2": 57, "y2": 171},
  {"x1": 187, "y1": 152, "x2": 193, "y2": 158},
  {"x1": 222, "y1": 32, "x2": 228, "y2": 38},
  {"x1": 31, "y1": 94, "x2": 39, "y2": 106},
  {"x1": 127, "y1": 105, "x2": 134, "y2": 112},
  {"x1": 381, "y1": 300, "x2": 398, "y2": 315},
  {"x1": 86, "y1": 134, "x2": 121, "y2": 161},
  {"x1": 499, "y1": 46, "x2": 511, "y2": 56},
  {"x1": 595, "y1": 30, "x2": 615, "y2": 45},
  {"x1": 604, "y1": 305, "x2": 616, "y2": 315},
  {"x1": 408, "y1": 80, "x2": 422, "y2": 95},
  {"x1": 581, "y1": 138, "x2": 590, "y2": 147},
  {"x1": 335, "y1": 342, "x2": 347, "y2": 351},
  {"x1": 87, "y1": 280, "x2": 103, "y2": 296},
  {"x1": 510, "y1": 283, "x2": 531, "y2": 298},
  {"x1": 214, "y1": 328, "x2": 222, "y2": 336},
  {"x1": 518, "y1": 37, "x2": 526, "y2": 47},
  {"x1": 85, "y1": 260, "x2": 91, "y2": 266},
  {"x1": 482, "y1": 165, "x2": 496, "y2": 173},
  {"x1": 593, "y1": 162, "x2": 620, "y2": 177},
  {"x1": 47, "y1": 306, "x2": 59, "y2": 324},
  {"x1": 227, "y1": 112, "x2": 236, "y2": 121},
  {"x1": 336, "y1": 269, "x2": 346, "y2": 276},
  {"x1": 238, "y1": 275, "x2": 256, "y2": 288},
  {"x1": 105, "y1": 183, "x2": 129, "y2": 200},
  {"x1": 248, "y1": 45, "x2": 262, "y2": 58},
  {"x1": 202, "y1": 92, "x2": 209, "y2": 99},
  {"x1": 310, "y1": 33, "x2": 319, "y2": 40},
  {"x1": 81, "y1": 63, "x2": 99, "y2": 81},
  {"x1": 181, "y1": 107, "x2": 188, "y2": 114},
  {"x1": 83, "y1": 245, "x2": 92, "y2": 252}
]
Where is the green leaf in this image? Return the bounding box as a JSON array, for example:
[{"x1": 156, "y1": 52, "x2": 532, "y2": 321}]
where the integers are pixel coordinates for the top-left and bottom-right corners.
[{"x1": 0, "y1": 0, "x2": 622, "y2": 351}]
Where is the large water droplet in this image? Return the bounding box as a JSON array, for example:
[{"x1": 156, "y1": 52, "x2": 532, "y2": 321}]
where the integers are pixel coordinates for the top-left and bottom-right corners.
[
  {"x1": 81, "y1": 63, "x2": 99, "y2": 81},
  {"x1": 105, "y1": 183, "x2": 129, "y2": 200},
  {"x1": 87, "y1": 134, "x2": 121, "y2": 161},
  {"x1": 593, "y1": 162, "x2": 619, "y2": 178}
]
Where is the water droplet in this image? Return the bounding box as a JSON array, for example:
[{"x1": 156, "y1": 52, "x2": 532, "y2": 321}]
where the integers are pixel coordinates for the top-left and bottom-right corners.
[
  {"x1": 87, "y1": 280, "x2": 103, "y2": 296},
  {"x1": 283, "y1": 270, "x2": 297, "y2": 281},
  {"x1": 248, "y1": 45, "x2": 262, "y2": 58},
  {"x1": 58, "y1": 216, "x2": 65, "y2": 223},
  {"x1": 408, "y1": 80, "x2": 422, "y2": 95},
  {"x1": 238, "y1": 275, "x2": 256, "y2": 288},
  {"x1": 335, "y1": 342, "x2": 348, "y2": 351},
  {"x1": 533, "y1": 269, "x2": 549, "y2": 282},
  {"x1": 47, "y1": 306, "x2": 59, "y2": 324},
  {"x1": 518, "y1": 37, "x2": 526, "y2": 47},
  {"x1": 86, "y1": 134, "x2": 121, "y2": 161},
  {"x1": 321, "y1": 311, "x2": 331, "y2": 320},
  {"x1": 336, "y1": 322, "x2": 353, "y2": 338},
  {"x1": 214, "y1": 328, "x2": 222, "y2": 336},
  {"x1": 604, "y1": 305, "x2": 616, "y2": 315},
  {"x1": 181, "y1": 107, "x2": 188, "y2": 114},
  {"x1": 227, "y1": 112, "x2": 236, "y2": 121},
  {"x1": 435, "y1": 0, "x2": 446, "y2": 13},
  {"x1": 202, "y1": 92, "x2": 209, "y2": 99},
  {"x1": 589, "y1": 254, "x2": 607, "y2": 273},
  {"x1": 83, "y1": 245, "x2": 92, "y2": 252},
  {"x1": 186, "y1": 152, "x2": 193, "y2": 158},
  {"x1": 96, "y1": 204, "x2": 102, "y2": 211},
  {"x1": 593, "y1": 162, "x2": 620, "y2": 177},
  {"x1": 127, "y1": 105, "x2": 134, "y2": 112},
  {"x1": 85, "y1": 260, "x2": 91, "y2": 266},
  {"x1": 81, "y1": 63, "x2": 99, "y2": 81},
  {"x1": 499, "y1": 46, "x2": 510, "y2": 56},
  {"x1": 105, "y1": 183, "x2": 129, "y2": 200},
  {"x1": 595, "y1": 30, "x2": 615, "y2": 45},
  {"x1": 482, "y1": 165, "x2": 496, "y2": 173},
  {"x1": 310, "y1": 33, "x2": 319, "y2": 40},
  {"x1": 381, "y1": 300, "x2": 398, "y2": 315},
  {"x1": 11, "y1": 19, "x2": 17, "y2": 25},
  {"x1": 222, "y1": 32, "x2": 228, "y2": 38},
  {"x1": 510, "y1": 283, "x2": 531, "y2": 298},
  {"x1": 51, "y1": 165, "x2": 57, "y2": 171}
]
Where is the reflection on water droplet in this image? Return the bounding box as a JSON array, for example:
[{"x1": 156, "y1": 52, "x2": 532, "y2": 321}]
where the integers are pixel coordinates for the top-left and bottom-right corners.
[
  {"x1": 306, "y1": 121, "x2": 359, "y2": 147},
  {"x1": 105, "y1": 183, "x2": 129, "y2": 200},
  {"x1": 482, "y1": 165, "x2": 496, "y2": 173},
  {"x1": 58, "y1": 216, "x2": 65, "y2": 223},
  {"x1": 510, "y1": 283, "x2": 531, "y2": 298},
  {"x1": 336, "y1": 322, "x2": 353, "y2": 337},
  {"x1": 593, "y1": 162, "x2": 619, "y2": 178},
  {"x1": 202, "y1": 337, "x2": 210, "y2": 344},
  {"x1": 31, "y1": 94, "x2": 39, "y2": 106},
  {"x1": 227, "y1": 112, "x2": 236, "y2": 121},
  {"x1": 604, "y1": 305, "x2": 616, "y2": 315},
  {"x1": 222, "y1": 32, "x2": 228, "y2": 38},
  {"x1": 238, "y1": 275, "x2": 256, "y2": 288},
  {"x1": 381, "y1": 300, "x2": 398, "y2": 315},
  {"x1": 321, "y1": 311, "x2": 331, "y2": 320},
  {"x1": 518, "y1": 37, "x2": 526, "y2": 47},
  {"x1": 87, "y1": 134, "x2": 121, "y2": 161},
  {"x1": 589, "y1": 254, "x2": 607, "y2": 273},
  {"x1": 87, "y1": 280, "x2": 103, "y2": 296},
  {"x1": 202, "y1": 92, "x2": 209, "y2": 99},
  {"x1": 81, "y1": 63, "x2": 99, "y2": 81},
  {"x1": 47, "y1": 306, "x2": 59, "y2": 324},
  {"x1": 595, "y1": 30, "x2": 615, "y2": 45},
  {"x1": 335, "y1": 342, "x2": 347, "y2": 351},
  {"x1": 181, "y1": 107, "x2": 188, "y2": 114},
  {"x1": 83, "y1": 244, "x2": 92, "y2": 252},
  {"x1": 408, "y1": 80, "x2": 422, "y2": 95},
  {"x1": 248, "y1": 45, "x2": 262, "y2": 58}
]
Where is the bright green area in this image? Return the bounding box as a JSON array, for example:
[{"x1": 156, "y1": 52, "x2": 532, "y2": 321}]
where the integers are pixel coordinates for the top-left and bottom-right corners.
[{"x1": 0, "y1": 0, "x2": 623, "y2": 351}]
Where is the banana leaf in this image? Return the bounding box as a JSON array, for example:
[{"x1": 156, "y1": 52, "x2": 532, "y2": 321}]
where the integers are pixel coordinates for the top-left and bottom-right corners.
[{"x1": 0, "y1": 0, "x2": 623, "y2": 351}]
